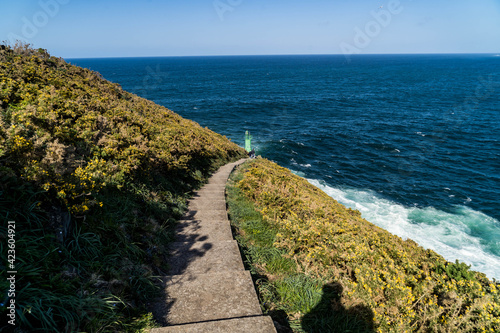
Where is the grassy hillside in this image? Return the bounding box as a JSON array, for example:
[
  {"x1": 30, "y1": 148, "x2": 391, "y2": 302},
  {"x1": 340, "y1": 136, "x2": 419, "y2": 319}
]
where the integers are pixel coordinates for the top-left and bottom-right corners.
[
  {"x1": 0, "y1": 43, "x2": 246, "y2": 332},
  {"x1": 227, "y1": 158, "x2": 500, "y2": 332}
]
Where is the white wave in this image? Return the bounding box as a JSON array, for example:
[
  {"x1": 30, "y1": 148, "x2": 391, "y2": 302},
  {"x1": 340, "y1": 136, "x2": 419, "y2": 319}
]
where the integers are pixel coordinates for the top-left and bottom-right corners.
[
  {"x1": 308, "y1": 179, "x2": 500, "y2": 280},
  {"x1": 291, "y1": 169, "x2": 306, "y2": 177}
]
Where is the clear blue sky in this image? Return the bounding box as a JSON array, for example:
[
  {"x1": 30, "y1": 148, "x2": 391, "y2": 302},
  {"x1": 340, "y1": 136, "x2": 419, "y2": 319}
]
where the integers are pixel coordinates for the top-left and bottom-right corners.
[{"x1": 1, "y1": 0, "x2": 499, "y2": 58}]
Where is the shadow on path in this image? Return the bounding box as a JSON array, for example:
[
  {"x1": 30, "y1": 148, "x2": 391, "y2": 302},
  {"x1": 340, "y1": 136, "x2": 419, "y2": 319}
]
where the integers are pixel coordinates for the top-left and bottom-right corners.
[
  {"x1": 301, "y1": 282, "x2": 375, "y2": 333},
  {"x1": 148, "y1": 210, "x2": 217, "y2": 325}
]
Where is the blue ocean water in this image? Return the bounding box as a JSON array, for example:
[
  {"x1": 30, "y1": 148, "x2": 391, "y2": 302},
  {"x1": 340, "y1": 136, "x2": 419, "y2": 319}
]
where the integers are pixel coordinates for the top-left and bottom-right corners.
[{"x1": 69, "y1": 55, "x2": 500, "y2": 279}]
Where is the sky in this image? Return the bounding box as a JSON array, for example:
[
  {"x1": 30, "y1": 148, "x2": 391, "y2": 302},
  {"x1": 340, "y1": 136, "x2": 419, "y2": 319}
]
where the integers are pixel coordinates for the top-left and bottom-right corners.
[{"x1": 1, "y1": 0, "x2": 499, "y2": 58}]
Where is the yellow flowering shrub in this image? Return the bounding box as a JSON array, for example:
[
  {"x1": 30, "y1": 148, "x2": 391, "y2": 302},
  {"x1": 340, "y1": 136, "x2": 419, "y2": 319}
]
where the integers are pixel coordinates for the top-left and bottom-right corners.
[
  {"x1": 0, "y1": 43, "x2": 246, "y2": 331},
  {"x1": 236, "y1": 158, "x2": 499, "y2": 332},
  {"x1": 0, "y1": 43, "x2": 246, "y2": 214}
]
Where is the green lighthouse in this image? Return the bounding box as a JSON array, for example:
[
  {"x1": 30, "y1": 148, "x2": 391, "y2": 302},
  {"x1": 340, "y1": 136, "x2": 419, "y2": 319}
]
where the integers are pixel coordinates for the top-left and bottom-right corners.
[{"x1": 245, "y1": 131, "x2": 252, "y2": 152}]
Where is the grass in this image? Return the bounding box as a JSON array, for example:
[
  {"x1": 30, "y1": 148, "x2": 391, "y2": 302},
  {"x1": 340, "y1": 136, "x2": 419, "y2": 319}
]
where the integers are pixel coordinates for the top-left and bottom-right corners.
[
  {"x1": 226, "y1": 158, "x2": 500, "y2": 332},
  {"x1": 0, "y1": 174, "x2": 161, "y2": 332},
  {"x1": 0, "y1": 43, "x2": 246, "y2": 332},
  {"x1": 226, "y1": 162, "x2": 375, "y2": 332}
]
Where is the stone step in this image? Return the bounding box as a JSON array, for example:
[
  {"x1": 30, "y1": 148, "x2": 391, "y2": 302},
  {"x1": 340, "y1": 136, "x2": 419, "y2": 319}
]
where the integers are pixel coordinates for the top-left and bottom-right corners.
[
  {"x1": 199, "y1": 183, "x2": 226, "y2": 191},
  {"x1": 193, "y1": 187, "x2": 225, "y2": 193},
  {"x1": 208, "y1": 175, "x2": 229, "y2": 180},
  {"x1": 217, "y1": 164, "x2": 237, "y2": 172},
  {"x1": 175, "y1": 219, "x2": 234, "y2": 242},
  {"x1": 194, "y1": 190, "x2": 225, "y2": 198},
  {"x1": 187, "y1": 199, "x2": 226, "y2": 211},
  {"x1": 208, "y1": 173, "x2": 230, "y2": 179},
  {"x1": 209, "y1": 173, "x2": 230, "y2": 180},
  {"x1": 210, "y1": 171, "x2": 231, "y2": 178},
  {"x1": 150, "y1": 315, "x2": 277, "y2": 333},
  {"x1": 167, "y1": 240, "x2": 244, "y2": 275},
  {"x1": 154, "y1": 270, "x2": 262, "y2": 325},
  {"x1": 182, "y1": 209, "x2": 228, "y2": 221},
  {"x1": 208, "y1": 179, "x2": 229, "y2": 185},
  {"x1": 197, "y1": 187, "x2": 220, "y2": 192}
]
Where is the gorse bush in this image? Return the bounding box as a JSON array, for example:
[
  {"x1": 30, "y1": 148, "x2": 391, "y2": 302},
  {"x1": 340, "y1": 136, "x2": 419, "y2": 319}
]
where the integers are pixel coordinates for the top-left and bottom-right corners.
[
  {"x1": 435, "y1": 260, "x2": 476, "y2": 282},
  {"x1": 0, "y1": 43, "x2": 243, "y2": 214},
  {"x1": 0, "y1": 43, "x2": 246, "y2": 332},
  {"x1": 229, "y1": 158, "x2": 500, "y2": 332}
]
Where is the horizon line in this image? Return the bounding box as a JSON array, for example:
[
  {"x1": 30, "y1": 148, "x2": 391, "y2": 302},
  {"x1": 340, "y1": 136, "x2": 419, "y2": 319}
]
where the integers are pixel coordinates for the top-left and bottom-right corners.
[{"x1": 65, "y1": 52, "x2": 500, "y2": 60}]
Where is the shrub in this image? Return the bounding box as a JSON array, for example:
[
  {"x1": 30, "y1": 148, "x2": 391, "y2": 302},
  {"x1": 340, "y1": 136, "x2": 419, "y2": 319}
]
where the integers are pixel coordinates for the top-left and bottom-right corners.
[
  {"x1": 0, "y1": 43, "x2": 246, "y2": 332},
  {"x1": 436, "y1": 260, "x2": 475, "y2": 282},
  {"x1": 228, "y1": 158, "x2": 500, "y2": 332}
]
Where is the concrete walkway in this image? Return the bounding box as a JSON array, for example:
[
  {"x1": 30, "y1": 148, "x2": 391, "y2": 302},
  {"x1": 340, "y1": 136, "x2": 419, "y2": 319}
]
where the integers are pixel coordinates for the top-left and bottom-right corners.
[{"x1": 151, "y1": 159, "x2": 277, "y2": 333}]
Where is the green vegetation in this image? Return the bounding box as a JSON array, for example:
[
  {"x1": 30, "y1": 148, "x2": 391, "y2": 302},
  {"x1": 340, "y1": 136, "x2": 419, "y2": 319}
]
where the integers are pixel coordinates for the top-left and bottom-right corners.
[
  {"x1": 0, "y1": 43, "x2": 246, "y2": 332},
  {"x1": 227, "y1": 158, "x2": 500, "y2": 332}
]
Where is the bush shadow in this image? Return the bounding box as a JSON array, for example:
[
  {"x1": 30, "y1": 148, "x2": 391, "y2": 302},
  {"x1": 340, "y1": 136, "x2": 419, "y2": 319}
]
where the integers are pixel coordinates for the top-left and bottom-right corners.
[{"x1": 147, "y1": 209, "x2": 218, "y2": 326}]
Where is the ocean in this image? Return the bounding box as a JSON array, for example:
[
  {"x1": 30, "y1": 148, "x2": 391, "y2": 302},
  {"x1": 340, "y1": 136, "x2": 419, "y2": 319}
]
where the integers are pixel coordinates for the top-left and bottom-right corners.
[{"x1": 68, "y1": 54, "x2": 500, "y2": 280}]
